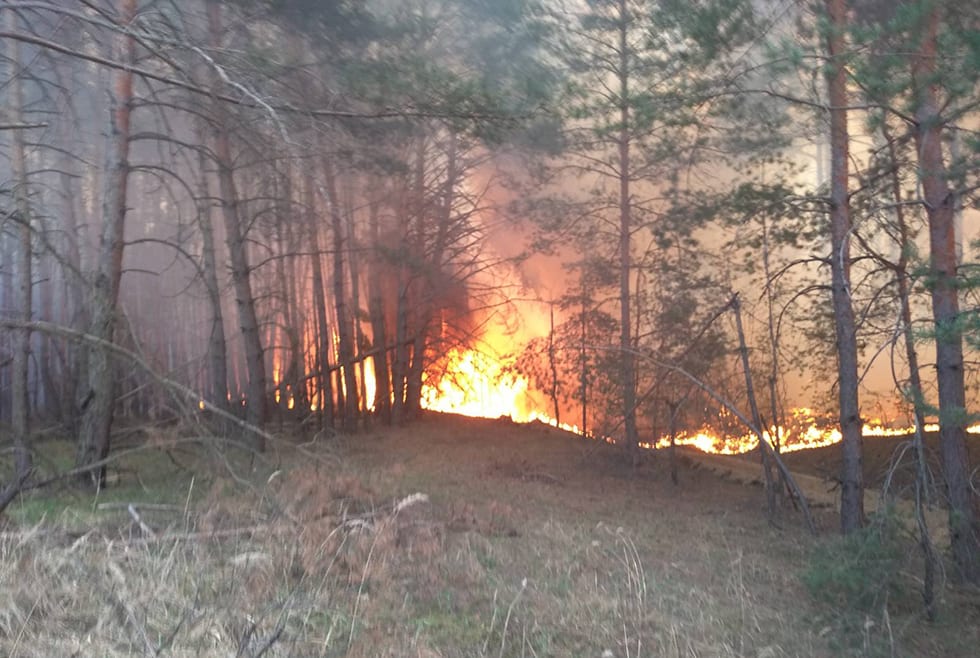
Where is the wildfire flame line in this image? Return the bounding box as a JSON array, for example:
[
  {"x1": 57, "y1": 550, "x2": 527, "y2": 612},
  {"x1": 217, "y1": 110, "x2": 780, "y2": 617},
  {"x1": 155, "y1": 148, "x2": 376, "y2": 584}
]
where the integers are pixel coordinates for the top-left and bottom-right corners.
[{"x1": 420, "y1": 348, "x2": 980, "y2": 455}]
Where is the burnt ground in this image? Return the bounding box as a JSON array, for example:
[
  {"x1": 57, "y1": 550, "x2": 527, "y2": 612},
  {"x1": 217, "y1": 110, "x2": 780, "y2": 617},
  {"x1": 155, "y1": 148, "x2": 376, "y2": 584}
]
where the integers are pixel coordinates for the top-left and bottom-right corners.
[{"x1": 1, "y1": 413, "x2": 978, "y2": 657}]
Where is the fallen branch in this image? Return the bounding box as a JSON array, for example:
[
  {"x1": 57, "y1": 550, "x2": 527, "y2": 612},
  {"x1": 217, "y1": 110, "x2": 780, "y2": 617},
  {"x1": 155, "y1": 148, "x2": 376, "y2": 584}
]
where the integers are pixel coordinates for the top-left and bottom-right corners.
[{"x1": 127, "y1": 504, "x2": 157, "y2": 539}]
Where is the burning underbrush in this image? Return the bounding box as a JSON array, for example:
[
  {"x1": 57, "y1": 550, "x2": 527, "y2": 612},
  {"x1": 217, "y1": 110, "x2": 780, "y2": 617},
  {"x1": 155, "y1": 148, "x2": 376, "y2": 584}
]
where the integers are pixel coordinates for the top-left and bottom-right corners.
[{"x1": 420, "y1": 349, "x2": 974, "y2": 456}]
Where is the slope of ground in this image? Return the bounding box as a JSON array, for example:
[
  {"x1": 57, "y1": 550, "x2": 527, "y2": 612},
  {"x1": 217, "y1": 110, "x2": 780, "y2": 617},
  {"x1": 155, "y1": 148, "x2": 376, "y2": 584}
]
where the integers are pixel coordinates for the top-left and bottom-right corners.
[
  {"x1": 0, "y1": 414, "x2": 977, "y2": 657},
  {"x1": 779, "y1": 431, "x2": 980, "y2": 495}
]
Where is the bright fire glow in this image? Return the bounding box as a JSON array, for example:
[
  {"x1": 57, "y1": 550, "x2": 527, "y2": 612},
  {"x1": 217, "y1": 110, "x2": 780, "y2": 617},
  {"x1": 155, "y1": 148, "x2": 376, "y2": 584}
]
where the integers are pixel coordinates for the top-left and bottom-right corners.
[
  {"x1": 421, "y1": 348, "x2": 530, "y2": 420},
  {"x1": 420, "y1": 349, "x2": 980, "y2": 455}
]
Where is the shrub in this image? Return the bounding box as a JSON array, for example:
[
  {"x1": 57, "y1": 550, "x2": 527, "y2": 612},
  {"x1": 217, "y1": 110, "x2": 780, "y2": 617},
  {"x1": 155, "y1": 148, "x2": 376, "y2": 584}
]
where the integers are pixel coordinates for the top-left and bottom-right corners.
[{"x1": 803, "y1": 522, "x2": 902, "y2": 613}]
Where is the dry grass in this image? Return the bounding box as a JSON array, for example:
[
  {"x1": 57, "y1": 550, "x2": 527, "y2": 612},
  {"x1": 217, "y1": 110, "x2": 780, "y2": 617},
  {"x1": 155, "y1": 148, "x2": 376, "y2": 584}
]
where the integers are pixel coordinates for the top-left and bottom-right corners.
[{"x1": 1, "y1": 415, "x2": 978, "y2": 657}]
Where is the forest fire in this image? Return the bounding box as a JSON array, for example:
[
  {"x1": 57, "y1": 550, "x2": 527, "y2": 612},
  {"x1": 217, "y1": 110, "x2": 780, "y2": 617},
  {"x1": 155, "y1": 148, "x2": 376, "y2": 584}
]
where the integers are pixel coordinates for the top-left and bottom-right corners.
[
  {"x1": 421, "y1": 348, "x2": 527, "y2": 419},
  {"x1": 418, "y1": 348, "x2": 980, "y2": 456}
]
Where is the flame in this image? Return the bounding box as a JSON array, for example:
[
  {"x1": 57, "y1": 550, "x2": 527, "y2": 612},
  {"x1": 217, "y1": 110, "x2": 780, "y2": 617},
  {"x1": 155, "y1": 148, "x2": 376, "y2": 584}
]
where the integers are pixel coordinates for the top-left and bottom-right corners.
[
  {"x1": 420, "y1": 349, "x2": 980, "y2": 456},
  {"x1": 421, "y1": 348, "x2": 530, "y2": 419}
]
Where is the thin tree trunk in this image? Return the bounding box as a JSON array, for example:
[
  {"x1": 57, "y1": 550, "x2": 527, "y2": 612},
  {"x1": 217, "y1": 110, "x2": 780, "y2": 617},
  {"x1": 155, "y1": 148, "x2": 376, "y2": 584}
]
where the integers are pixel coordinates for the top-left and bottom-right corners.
[
  {"x1": 284, "y1": 191, "x2": 304, "y2": 410},
  {"x1": 668, "y1": 401, "x2": 679, "y2": 486},
  {"x1": 6, "y1": 5, "x2": 33, "y2": 483},
  {"x1": 732, "y1": 296, "x2": 776, "y2": 520},
  {"x1": 580, "y1": 285, "x2": 588, "y2": 436},
  {"x1": 51, "y1": 55, "x2": 87, "y2": 433},
  {"x1": 404, "y1": 333, "x2": 427, "y2": 416},
  {"x1": 367, "y1": 197, "x2": 391, "y2": 424},
  {"x1": 273, "y1": 194, "x2": 293, "y2": 414},
  {"x1": 322, "y1": 161, "x2": 359, "y2": 429},
  {"x1": 616, "y1": 0, "x2": 639, "y2": 458},
  {"x1": 761, "y1": 218, "x2": 786, "y2": 497},
  {"x1": 391, "y1": 279, "x2": 410, "y2": 424},
  {"x1": 825, "y1": 0, "x2": 864, "y2": 533},
  {"x1": 880, "y1": 120, "x2": 938, "y2": 617},
  {"x1": 76, "y1": 0, "x2": 137, "y2": 487},
  {"x1": 394, "y1": 135, "x2": 428, "y2": 423},
  {"x1": 548, "y1": 301, "x2": 560, "y2": 425},
  {"x1": 305, "y1": 172, "x2": 334, "y2": 428},
  {"x1": 910, "y1": 4, "x2": 980, "y2": 583},
  {"x1": 206, "y1": 0, "x2": 266, "y2": 447},
  {"x1": 195, "y1": 126, "x2": 229, "y2": 416},
  {"x1": 345, "y1": 185, "x2": 369, "y2": 423}
]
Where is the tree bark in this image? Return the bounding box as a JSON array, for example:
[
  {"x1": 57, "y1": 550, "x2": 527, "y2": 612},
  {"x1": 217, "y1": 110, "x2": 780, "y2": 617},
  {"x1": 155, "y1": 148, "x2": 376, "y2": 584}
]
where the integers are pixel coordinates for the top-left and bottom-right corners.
[
  {"x1": 732, "y1": 296, "x2": 777, "y2": 519},
  {"x1": 367, "y1": 197, "x2": 391, "y2": 424},
  {"x1": 346, "y1": 184, "x2": 369, "y2": 424},
  {"x1": 825, "y1": 0, "x2": 864, "y2": 533},
  {"x1": 548, "y1": 301, "x2": 560, "y2": 425},
  {"x1": 76, "y1": 0, "x2": 137, "y2": 487},
  {"x1": 6, "y1": 5, "x2": 33, "y2": 482},
  {"x1": 881, "y1": 119, "x2": 938, "y2": 616},
  {"x1": 391, "y1": 279, "x2": 410, "y2": 424},
  {"x1": 910, "y1": 3, "x2": 980, "y2": 583},
  {"x1": 305, "y1": 171, "x2": 334, "y2": 428},
  {"x1": 616, "y1": 0, "x2": 639, "y2": 458},
  {"x1": 206, "y1": 0, "x2": 266, "y2": 445},
  {"x1": 195, "y1": 125, "x2": 229, "y2": 416},
  {"x1": 323, "y1": 161, "x2": 359, "y2": 429}
]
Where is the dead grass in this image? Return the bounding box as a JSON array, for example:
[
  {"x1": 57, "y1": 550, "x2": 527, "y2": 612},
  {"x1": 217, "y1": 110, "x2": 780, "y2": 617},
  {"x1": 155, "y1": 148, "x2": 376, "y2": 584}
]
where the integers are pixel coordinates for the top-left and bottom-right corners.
[{"x1": 1, "y1": 415, "x2": 978, "y2": 657}]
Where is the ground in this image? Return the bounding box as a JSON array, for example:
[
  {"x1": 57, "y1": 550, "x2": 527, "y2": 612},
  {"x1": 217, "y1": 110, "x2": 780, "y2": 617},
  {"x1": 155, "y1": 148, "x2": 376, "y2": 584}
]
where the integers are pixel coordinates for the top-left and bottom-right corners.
[{"x1": 1, "y1": 413, "x2": 978, "y2": 657}]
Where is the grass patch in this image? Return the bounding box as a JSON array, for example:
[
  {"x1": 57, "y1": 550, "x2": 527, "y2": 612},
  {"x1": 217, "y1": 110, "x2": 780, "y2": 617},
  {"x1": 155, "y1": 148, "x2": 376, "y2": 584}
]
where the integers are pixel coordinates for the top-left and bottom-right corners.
[{"x1": 2, "y1": 416, "x2": 978, "y2": 656}]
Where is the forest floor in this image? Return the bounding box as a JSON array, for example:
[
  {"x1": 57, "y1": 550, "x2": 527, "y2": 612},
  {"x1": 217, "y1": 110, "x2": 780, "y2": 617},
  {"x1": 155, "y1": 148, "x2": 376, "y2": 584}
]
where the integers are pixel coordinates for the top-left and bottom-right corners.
[{"x1": 1, "y1": 413, "x2": 979, "y2": 657}]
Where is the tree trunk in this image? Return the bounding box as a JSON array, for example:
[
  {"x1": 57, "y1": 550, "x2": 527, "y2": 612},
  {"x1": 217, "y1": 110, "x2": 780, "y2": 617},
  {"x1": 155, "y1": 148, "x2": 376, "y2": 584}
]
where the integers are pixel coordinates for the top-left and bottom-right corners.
[
  {"x1": 367, "y1": 197, "x2": 391, "y2": 424},
  {"x1": 391, "y1": 279, "x2": 410, "y2": 424},
  {"x1": 283, "y1": 185, "x2": 304, "y2": 410},
  {"x1": 346, "y1": 187, "x2": 369, "y2": 423},
  {"x1": 404, "y1": 333, "x2": 427, "y2": 416},
  {"x1": 305, "y1": 171, "x2": 334, "y2": 428},
  {"x1": 6, "y1": 5, "x2": 33, "y2": 483},
  {"x1": 732, "y1": 296, "x2": 776, "y2": 519},
  {"x1": 910, "y1": 4, "x2": 980, "y2": 583},
  {"x1": 548, "y1": 301, "x2": 560, "y2": 425},
  {"x1": 580, "y1": 284, "x2": 588, "y2": 436},
  {"x1": 825, "y1": 0, "x2": 864, "y2": 533},
  {"x1": 49, "y1": 55, "x2": 87, "y2": 433},
  {"x1": 323, "y1": 161, "x2": 359, "y2": 429},
  {"x1": 195, "y1": 126, "x2": 229, "y2": 415},
  {"x1": 206, "y1": 0, "x2": 266, "y2": 446},
  {"x1": 668, "y1": 401, "x2": 679, "y2": 486},
  {"x1": 75, "y1": 0, "x2": 137, "y2": 487},
  {"x1": 880, "y1": 119, "x2": 938, "y2": 616},
  {"x1": 273, "y1": 195, "x2": 292, "y2": 414},
  {"x1": 616, "y1": 0, "x2": 639, "y2": 458}
]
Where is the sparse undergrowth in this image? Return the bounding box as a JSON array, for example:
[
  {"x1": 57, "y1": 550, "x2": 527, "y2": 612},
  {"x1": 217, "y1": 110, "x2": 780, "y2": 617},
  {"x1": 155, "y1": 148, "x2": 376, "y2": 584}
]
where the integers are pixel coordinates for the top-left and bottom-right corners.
[{"x1": 1, "y1": 417, "x2": 978, "y2": 657}]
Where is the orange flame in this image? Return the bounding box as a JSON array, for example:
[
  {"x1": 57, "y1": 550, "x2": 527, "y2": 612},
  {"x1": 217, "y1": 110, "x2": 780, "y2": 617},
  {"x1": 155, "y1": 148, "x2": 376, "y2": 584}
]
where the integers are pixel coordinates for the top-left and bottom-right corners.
[
  {"x1": 420, "y1": 349, "x2": 980, "y2": 455},
  {"x1": 421, "y1": 348, "x2": 530, "y2": 419}
]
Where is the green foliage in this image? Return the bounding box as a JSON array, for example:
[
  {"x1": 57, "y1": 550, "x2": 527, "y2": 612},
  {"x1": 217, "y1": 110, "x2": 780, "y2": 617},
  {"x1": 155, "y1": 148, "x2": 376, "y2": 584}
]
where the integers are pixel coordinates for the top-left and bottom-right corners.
[
  {"x1": 800, "y1": 516, "x2": 954, "y2": 656},
  {"x1": 803, "y1": 522, "x2": 902, "y2": 614}
]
